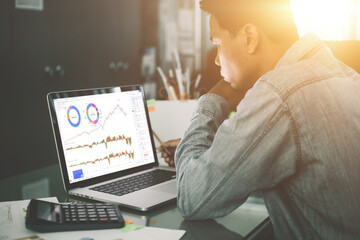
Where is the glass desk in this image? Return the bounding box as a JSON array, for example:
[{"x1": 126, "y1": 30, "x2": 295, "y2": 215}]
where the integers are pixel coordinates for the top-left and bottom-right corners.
[{"x1": 0, "y1": 164, "x2": 271, "y2": 239}]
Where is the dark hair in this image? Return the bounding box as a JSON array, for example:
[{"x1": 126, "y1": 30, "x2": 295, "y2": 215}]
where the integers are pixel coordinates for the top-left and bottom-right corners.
[{"x1": 200, "y1": 0, "x2": 298, "y2": 45}]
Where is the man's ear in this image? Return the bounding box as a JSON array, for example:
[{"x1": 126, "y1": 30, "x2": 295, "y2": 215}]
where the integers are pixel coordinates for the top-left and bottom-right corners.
[{"x1": 242, "y1": 24, "x2": 259, "y2": 54}]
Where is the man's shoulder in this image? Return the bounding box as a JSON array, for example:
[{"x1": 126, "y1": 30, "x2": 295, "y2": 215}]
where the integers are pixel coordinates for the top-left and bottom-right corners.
[{"x1": 258, "y1": 59, "x2": 348, "y2": 100}]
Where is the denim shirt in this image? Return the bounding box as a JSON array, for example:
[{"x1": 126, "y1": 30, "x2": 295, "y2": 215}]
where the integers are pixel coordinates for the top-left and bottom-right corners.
[{"x1": 175, "y1": 33, "x2": 360, "y2": 240}]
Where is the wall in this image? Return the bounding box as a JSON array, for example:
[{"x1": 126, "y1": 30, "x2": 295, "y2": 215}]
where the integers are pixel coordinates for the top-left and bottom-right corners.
[
  {"x1": 0, "y1": 0, "x2": 11, "y2": 90},
  {"x1": 0, "y1": 0, "x2": 158, "y2": 179}
]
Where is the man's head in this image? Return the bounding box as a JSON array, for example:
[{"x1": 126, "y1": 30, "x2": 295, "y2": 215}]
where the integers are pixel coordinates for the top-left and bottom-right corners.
[{"x1": 201, "y1": 0, "x2": 299, "y2": 91}]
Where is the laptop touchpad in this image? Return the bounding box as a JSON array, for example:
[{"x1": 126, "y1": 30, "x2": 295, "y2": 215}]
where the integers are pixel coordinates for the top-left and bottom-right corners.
[{"x1": 151, "y1": 181, "x2": 177, "y2": 195}]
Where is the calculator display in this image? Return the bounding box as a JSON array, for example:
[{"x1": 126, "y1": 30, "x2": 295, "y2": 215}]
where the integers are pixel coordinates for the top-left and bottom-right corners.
[{"x1": 36, "y1": 201, "x2": 61, "y2": 223}]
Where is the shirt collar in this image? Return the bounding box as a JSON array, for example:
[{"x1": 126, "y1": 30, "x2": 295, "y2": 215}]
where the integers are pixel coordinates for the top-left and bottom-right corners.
[{"x1": 275, "y1": 32, "x2": 325, "y2": 69}]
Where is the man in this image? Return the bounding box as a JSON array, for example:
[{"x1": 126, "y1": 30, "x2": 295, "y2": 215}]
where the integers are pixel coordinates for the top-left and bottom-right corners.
[{"x1": 159, "y1": 0, "x2": 360, "y2": 239}]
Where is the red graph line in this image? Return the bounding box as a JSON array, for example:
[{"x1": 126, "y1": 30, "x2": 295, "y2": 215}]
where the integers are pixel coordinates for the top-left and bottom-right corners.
[
  {"x1": 65, "y1": 105, "x2": 127, "y2": 143},
  {"x1": 68, "y1": 151, "x2": 135, "y2": 167},
  {"x1": 65, "y1": 135, "x2": 132, "y2": 151}
]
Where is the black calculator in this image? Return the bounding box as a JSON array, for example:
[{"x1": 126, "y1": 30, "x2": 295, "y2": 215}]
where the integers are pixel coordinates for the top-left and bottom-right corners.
[{"x1": 25, "y1": 199, "x2": 125, "y2": 232}]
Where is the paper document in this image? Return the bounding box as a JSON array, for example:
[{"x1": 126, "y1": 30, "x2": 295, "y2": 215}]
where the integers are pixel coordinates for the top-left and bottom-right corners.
[
  {"x1": 0, "y1": 197, "x2": 59, "y2": 240},
  {"x1": 40, "y1": 227, "x2": 185, "y2": 240}
]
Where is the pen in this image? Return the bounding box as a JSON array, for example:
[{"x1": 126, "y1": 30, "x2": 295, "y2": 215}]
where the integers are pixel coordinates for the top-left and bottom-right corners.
[
  {"x1": 157, "y1": 67, "x2": 173, "y2": 100},
  {"x1": 194, "y1": 74, "x2": 202, "y2": 89},
  {"x1": 152, "y1": 130, "x2": 171, "y2": 155}
]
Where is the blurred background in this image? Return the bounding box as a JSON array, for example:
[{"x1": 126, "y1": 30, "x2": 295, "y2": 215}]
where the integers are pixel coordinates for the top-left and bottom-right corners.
[{"x1": 1, "y1": 0, "x2": 360, "y2": 179}]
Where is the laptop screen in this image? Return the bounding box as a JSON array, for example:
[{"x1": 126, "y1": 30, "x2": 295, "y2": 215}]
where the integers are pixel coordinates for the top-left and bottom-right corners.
[{"x1": 49, "y1": 86, "x2": 156, "y2": 184}]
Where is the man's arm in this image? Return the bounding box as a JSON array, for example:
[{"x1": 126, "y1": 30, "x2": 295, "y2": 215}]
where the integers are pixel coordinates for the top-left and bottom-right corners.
[
  {"x1": 175, "y1": 80, "x2": 298, "y2": 219},
  {"x1": 207, "y1": 80, "x2": 246, "y2": 110}
]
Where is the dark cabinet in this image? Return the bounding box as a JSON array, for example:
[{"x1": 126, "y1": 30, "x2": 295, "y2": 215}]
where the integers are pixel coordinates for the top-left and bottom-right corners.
[{"x1": 1, "y1": 0, "x2": 151, "y2": 179}]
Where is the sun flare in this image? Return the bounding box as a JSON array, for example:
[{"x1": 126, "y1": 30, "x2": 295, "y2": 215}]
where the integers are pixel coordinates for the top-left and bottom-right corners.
[{"x1": 290, "y1": 0, "x2": 360, "y2": 40}]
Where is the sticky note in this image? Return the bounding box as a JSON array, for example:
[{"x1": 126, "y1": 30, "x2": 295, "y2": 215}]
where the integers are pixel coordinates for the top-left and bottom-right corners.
[
  {"x1": 148, "y1": 106, "x2": 155, "y2": 112},
  {"x1": 125, "y1": 220, "x2": 133, "y2": 225},
  {"x1": 118, "y1": 223, "x2": 145, "y2": 233},
  {"x1": 147, "y1": 99, "x2": 156, "y2": 106}
]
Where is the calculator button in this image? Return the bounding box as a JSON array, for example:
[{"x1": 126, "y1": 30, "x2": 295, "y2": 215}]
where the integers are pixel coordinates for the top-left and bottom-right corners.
[
  {"x1": 110, "y1": 217, "x2": 119, "y2": 221},
  {"x1": 89, "y1": 218, "x2": 98, "y2": 222},
  {"x1": 100, "y1": 218, "x2": 109, "y2": 222},
  {"x1": 79, "y1": 218, "x2": 88, "y2": 222},
  {"x1": 88, "y1": 214, "x2": 97, "y2": 218}
]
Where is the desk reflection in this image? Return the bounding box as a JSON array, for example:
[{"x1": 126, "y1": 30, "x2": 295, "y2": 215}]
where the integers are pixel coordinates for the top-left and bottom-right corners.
[{"x1": 179, "y1": 219, "x2": 243, "y2": 240}]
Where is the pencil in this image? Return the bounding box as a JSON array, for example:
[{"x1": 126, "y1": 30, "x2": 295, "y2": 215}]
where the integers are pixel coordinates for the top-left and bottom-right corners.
[{"x1": 152, "y1": 130, "x2": 171, "y2": 155}]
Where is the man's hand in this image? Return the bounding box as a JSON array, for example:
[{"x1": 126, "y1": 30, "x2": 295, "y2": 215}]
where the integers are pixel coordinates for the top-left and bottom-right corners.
[
  {"x1": 158, "y1": 138, "x2": 181, "y2": 167},
  {"x1": 208, "y1": 79, "x2": 246, "y2": 111}
]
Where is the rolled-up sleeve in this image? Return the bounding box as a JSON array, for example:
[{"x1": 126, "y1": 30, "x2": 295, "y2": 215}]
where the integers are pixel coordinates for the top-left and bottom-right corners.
[{"x1": 175, "y1": 82, "x2": 299, "y2": 220}]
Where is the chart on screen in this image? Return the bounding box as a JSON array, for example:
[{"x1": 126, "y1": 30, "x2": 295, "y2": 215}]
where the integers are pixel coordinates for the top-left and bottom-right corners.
[{"x1": 54, "y1": 90, "x2": 155, "y2": 183}]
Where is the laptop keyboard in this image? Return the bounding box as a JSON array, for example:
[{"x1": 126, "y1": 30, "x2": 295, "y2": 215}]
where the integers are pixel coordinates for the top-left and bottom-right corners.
[{"x1": 90, "y1": 170, "x2": 176, "y2": 197}]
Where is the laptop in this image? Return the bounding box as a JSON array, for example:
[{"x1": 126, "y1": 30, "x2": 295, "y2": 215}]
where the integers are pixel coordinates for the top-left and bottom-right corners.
[{"x1": 47, "y1": 85, "x2": 177, "y2": 211}]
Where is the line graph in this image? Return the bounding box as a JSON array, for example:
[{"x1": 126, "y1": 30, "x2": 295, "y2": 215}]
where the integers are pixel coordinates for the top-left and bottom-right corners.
[
  {"x1": 65, "y1": 135, "x2": 132, "y2": 150},
  {"x1": 64, "y1": 104, "x2": 127, "y2": 143},
  {"x1": 68, "y1": 151, "x2": 135, "y2": 167},
  {"x1": 54, "y1": 90, "x2": 156, "y2": 183}
]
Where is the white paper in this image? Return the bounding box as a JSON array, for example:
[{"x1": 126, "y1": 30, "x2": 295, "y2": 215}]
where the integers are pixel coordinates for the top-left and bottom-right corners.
[
  {"x1": 40, "y1": 227, "x2": 185, "y2": 240},
  {"x1": 149, "y1": 100, "x2": 197, "y2": 166},
  {"x1": 149, "y1": 100, "x2": 196, "y2": 145},
  {"x1": 0, "y1": 197, "x2": 58, "y2": 239},
  {"x1": 128, "y1": 227, "x2": 185, "y2": 240}
]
